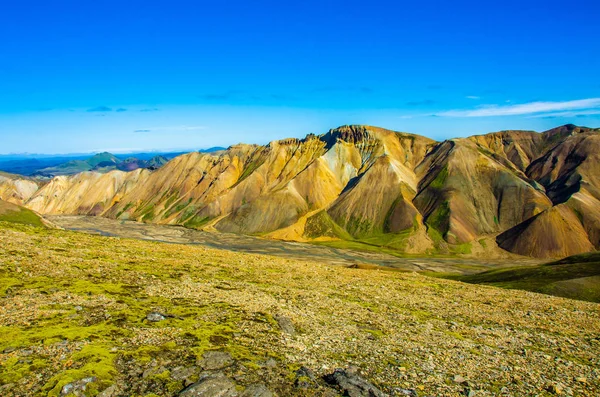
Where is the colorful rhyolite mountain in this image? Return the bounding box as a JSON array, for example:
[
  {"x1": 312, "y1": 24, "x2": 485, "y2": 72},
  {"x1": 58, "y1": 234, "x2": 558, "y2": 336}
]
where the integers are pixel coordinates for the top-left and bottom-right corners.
[{"x1": 1, "y1": 124, "x2": 599, "y2": 258}]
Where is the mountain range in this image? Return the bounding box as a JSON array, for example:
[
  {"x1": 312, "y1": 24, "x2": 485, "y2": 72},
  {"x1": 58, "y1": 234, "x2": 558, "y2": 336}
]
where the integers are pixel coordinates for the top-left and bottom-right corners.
[
  {"x1": 1, "y1": 124, "x2": 598, "y2": 259},
  {"x1": 0, "y1": 148, "x2": 226, "y2": 176}
]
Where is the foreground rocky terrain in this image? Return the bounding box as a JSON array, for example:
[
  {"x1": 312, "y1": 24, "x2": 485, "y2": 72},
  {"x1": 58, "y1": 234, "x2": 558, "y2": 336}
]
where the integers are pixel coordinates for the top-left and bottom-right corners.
[
  {"x1": 1, "y1": 221, "x2": 599, "y2": 396},
  {"x1": 1, "y1": 124, "x2": 599, "y2": 259}
]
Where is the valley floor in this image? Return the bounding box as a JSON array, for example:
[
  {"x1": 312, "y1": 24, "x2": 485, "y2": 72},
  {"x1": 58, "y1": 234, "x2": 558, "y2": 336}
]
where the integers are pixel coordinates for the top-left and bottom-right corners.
[
  {"x1": 0, "y1": 222, "x2": 599, "y2": 396},
  {"x1": 49, "y1": 216, "x2": 541, "y2": 275}
]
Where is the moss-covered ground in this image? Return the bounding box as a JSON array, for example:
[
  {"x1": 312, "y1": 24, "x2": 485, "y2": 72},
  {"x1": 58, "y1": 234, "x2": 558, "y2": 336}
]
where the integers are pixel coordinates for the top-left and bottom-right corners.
[{"x1": 1, "y1": 222, "x2": 599, "y2": 396}]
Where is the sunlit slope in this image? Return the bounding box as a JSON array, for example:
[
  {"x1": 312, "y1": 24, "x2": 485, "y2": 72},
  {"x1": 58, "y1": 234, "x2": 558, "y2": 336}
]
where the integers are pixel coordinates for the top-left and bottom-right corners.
[{"x1": 2, "y1": 124, "x2": 599, "y2": 258}]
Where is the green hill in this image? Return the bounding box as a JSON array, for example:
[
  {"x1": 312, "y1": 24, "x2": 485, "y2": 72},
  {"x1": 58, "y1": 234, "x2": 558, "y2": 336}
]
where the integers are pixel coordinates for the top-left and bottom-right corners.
[
  {"x1": 452, "y1": 252, "x2": 600, "y2": 302},
  {"x1": 34, "y1": 152, "x2": 121, "y2": 176},
  {"x1": 0, "y1": 199, "x2": 45, "y2": 227}
]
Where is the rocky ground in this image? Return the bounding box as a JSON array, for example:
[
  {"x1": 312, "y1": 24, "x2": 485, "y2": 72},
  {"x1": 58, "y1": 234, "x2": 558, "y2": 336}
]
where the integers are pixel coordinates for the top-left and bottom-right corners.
[{"x1": 0, "y1": 222, "x2": 598, "y2": 396}]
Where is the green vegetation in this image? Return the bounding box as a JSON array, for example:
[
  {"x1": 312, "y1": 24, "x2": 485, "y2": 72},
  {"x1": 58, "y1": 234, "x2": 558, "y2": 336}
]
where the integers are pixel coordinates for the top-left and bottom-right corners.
[
  {"x1": 426, "y1": 201, "x2": 450, "y2": 234},
  {"x1": 183, "y1": 215, "x2": 211, "y2": 229},
  {"x1": 448, "y1": 252, "x2": 600, "y2": 302},
  {"x1": 232, "y1": 153, "x2": 267, "y2": 187},
  {"x1": 0, "y1": 222, "x2": 267, "y2": 396},
  {"x1": 0, "y1": 202, "x2": 44, "y2": 227},
  {"x1": 429, "y1": 166, "x2": 449, "y2": 189},
  {"x1": 304, "y1": 211, "x2": 353, "y2": 240}
]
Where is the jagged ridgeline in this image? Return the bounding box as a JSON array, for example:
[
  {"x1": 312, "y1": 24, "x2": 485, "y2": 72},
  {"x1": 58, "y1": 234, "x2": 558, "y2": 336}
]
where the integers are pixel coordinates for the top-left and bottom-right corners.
[{"x1": 1, "y1": 124, "x2": 599, "y2": 258}]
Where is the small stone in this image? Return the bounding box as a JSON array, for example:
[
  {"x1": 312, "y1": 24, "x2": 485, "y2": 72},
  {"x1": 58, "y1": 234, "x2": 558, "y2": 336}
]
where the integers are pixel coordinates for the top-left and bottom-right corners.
[
  {"x1": 146, "y1": 312, "x2": 166, "y2": 322},
  {"x1": 98, "y1": 385, "x2": 117, "y2": 397},
  {"x1": 464, "y1": 388, "x2": 476, "y2": 397},
  {"x1": 295, "y1": 366, "x2": 318, "y2": 389},
  {"x1": 575, "y1": 377, "x2": 587, "y2": 384},
  {"x1": 546, "y1": 382, "x2": 564, "y2": 395},
  {"x1": 259, "y1": 358, "x2": 277, "y2": 368},
  {"x1": 178, "y1": 373, "x2": 238, "y2": 397},
  {"x1": 198, "y1": 351, "x2": 234, "y2": 370},
  {"x1": 171, "y1": 366, "x2": 199, "y2": 382},
  {"x1": 241, "y1": 383, "x2": 273, "y2": 397},
  {"x1": 274, "y1": 314, "x2": 296, "y2": 335},
  {"x1": 323, "y1": 368, "x2": 386, "y2": 397},
  {"x1": 2, "y1": 347, "x2": 16, "y2": 354},
  {"x1": 397, "y1": 388, "x2": 418, "y2": 396},
  {"x1": 453, "y1": 375, "x2": 466, "y2": 384},
  {"x1": 61, "y1": 377, "x2": 97, "y2": 396}
]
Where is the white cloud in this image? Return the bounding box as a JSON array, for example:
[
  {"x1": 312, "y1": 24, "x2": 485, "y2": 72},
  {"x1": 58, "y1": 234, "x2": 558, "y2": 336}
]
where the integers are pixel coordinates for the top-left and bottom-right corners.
[
  {"x1": 437, "y1": 98, "x2": 600, "y2": 117},
  {"x1": 529, "y1": 110, "x2": 600, "y2": 118},
  {"x1": 466, "y1": 96, "x2": 480, "y2": 100},
  {"x1": 133, "y1": 125, "x2": 207, "y2": 132}
]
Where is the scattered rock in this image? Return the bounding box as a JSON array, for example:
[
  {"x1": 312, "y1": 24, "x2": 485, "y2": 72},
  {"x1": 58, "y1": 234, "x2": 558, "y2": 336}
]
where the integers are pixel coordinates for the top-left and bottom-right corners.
[
  {"x1": 258, "y1": 358, "x2": 277, "y2": 368},
  {"x1": 198, "y1": 351, "x2": 234, "y2": 370},
  {"x1": 61, "y1": 377, "x2": 97, "y2": 396},
  {"x1": 178, "y1": 372, "x2": 238, "y2": 397},
  {"x1": 323, "y1": 368, "x2": 387, "y2": 397},
  {"x1": 171, "y1": 366, "x2": 200, "y2": 385},
  {"x1": 576, "y1": 377, "x2": 587, "y2": 384},
  {"x1": 396, "y1": 388, "x2": 418, "y2": 396},
  {"x1": 97, "y1": 385, "x2": 117, "y2": 397},
  {"x1": 2, "y1": 346, "x2": 16, "y2": 354},
  {"x1": 464, "y1": 388, "x2": 476, "y2": 397},
  {"x1": 453, "y1": 375, "x2": 466, "y2": 384},
  {"x1": 295, "y1": 366, "x2": 318, "y2": 389},
  {"x1": 241, "y1": 383, "x2": 273, "y2": 397},
  {"x1": 146, "y1": 312, "x2": 167, "y2": 322},
  {"x1": 546, "y1": 382, "x2": 565, "y2": 395},
  {"x1": 274, "y1": 314, "x2": 295, "y2": 335}
]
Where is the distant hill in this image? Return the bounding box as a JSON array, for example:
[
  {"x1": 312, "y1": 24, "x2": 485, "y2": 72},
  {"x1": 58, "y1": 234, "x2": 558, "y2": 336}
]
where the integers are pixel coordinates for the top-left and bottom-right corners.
[
  {"x1": 452, "y1": 252, "x2": 600, "y2": 302},
  {"x1": 0, "y1": 148, "x2": 224, "y2": 176}
]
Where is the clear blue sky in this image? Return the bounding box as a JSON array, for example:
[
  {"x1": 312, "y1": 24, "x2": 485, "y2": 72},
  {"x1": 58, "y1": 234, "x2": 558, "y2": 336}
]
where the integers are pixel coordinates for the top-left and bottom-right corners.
[{"x1": 1, "y1": 0, "x2": 599, "y2": 154}]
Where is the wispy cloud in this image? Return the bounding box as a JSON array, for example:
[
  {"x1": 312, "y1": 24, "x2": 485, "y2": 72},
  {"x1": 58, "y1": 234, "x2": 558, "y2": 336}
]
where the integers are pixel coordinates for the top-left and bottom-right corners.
[
  {"x1": 133, "y1": 125, "x2": 206, "y2": 133},
  {"x1": 87, "y1": 106, "x2": 112, "y2": 112},
  {"x1": 437, "y1": 98, "x2": 600, "y2": 117},
  {"x1": 529, "y1": 110, "x2": 600, "y2": 118},
  {"x1": 140, "y1": 108, "x2": 160, "y2": 112},
  {"x1": 115, "y1": 108, "x2": 128, "y2": 112},
  {"x1": 466, "y1": 96, "x2": 480, "y2": 100}
]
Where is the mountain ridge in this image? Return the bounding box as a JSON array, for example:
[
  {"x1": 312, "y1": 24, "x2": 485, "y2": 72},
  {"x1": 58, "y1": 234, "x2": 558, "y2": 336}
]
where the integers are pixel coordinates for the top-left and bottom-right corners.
[{"x1": 1, "y1": 124, "x2": 599, "y2": 258}]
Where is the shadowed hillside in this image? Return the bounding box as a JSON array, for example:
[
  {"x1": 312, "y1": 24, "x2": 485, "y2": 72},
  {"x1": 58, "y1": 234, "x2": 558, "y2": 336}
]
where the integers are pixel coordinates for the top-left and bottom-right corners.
[{"x1": 452, "y1": 252, "x2": 600, "y2": 302}]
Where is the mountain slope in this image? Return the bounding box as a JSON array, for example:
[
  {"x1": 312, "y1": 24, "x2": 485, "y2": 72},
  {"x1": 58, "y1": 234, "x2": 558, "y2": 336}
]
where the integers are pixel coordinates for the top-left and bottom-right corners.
[
  {"x1": 0, "y1": 199, "x2": 45, "y2": 227},
  {"x1": 0, "y1": 171, "x2": 40, "y2": 205},
  {"x1": 497, "y1": 125, "x2": 600, "y2": 256},
  {"x1": 2, "y1": 124, "x2": 599, "y2": 258}
]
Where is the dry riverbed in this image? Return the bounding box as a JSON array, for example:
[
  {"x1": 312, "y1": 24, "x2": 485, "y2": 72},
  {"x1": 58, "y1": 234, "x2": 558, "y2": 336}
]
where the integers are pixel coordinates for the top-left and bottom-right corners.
[{"x1": 48, "y1": 216, "x2": 541, "y2": 275}]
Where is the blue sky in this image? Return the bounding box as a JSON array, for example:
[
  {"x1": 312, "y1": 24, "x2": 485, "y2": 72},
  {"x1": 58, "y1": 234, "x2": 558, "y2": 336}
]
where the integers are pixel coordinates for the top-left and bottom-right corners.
[{"x1": 1, "y1": 0, "x2": 599, "y2": 154}]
